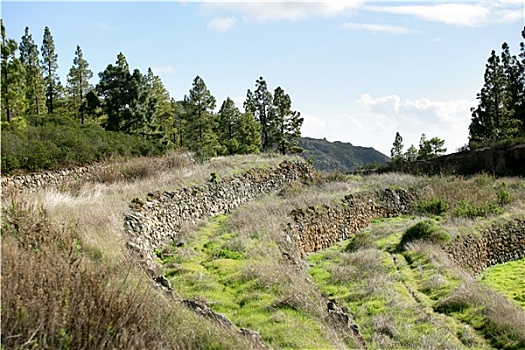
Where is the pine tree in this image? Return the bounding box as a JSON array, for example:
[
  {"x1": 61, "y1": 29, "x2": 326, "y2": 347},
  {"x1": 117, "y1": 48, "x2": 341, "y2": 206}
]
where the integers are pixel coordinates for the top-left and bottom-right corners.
[
  {"x1": 1, "y1": 20, "x2": 26, "y2": 122},
  {"x1": 217, "y1": 97, "x2": 241, "y2": 155},
  {"x1": 469, "y1": 50, "x2": 508, "y2": 144},
  {"x1": 41, "y1": 26, "x2": 60, "y2": 114},
  {"x1": 390, "y1": 132, "x2": 404, "y2": 164},
  {"x1": 183, "y1": 76, "x2": 220, "y2": 159},
  {"x1": 237, "y1": 111, "x2": 261, "y2": 155},
  {"x1": 146, "y1": 68, "x2": 174, "y2": 146},
  {"x1": 517, "y1": 27, "x2": 525, "y2": 134},
  {"x1": 97, "y1": 52, "x2": 132, "y2": 131},
  {"x1": 418, "y1": 134, "x2": 446, "y2": 159},
  {"x1": 404, "y1": 144, "x2": 418, "y2": 163},
  {"x1": 19, "y1": 26, "x2": 45, "y2": 115},
  {"x1": 125, "y1": 68, "x2": 160, "y2": 137},
  {"x1": 245, "y1": 77, "x2": 273, "y2": 151},
  {"x1": 172, "y1": 98, "x2": 186, "y2": 148},
  {"x1": 500, "y1": 42, "x2": 523, "y2": 136},
  {"x1": 66, "y1": 45, "x2": 93, "y2": 123},
  {"x1": 271, "y1": 86, "x2": 304, "y2": 155}
]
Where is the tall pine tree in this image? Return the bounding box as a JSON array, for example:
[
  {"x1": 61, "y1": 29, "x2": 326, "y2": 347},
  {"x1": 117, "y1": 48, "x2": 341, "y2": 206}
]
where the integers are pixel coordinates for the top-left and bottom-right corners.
[
  {"x1": 469, "y1": 50, "x2": 507, "y2": 144},
  {"x1": 217, "y1": 97, "x2": 241, "y2": 155},
  {"x1": 19, "y1": 26, "x2": 45, "y2": 115},
  {"x1": 271, "y1": 86, "x2": 303, "y2": 155},
  {"x1": 183, "y1": 76, "x2": 220, "y2": 159},
  {"x1": 66, "y1": 45, "x2": 93, "y2": 123},
  {"x1": 97, "y1": 52, "x2": 132, "y2": 132},
  {"x1": 390, "y1": 132, "x2": 404, "y2": 164},
  {"x1": 1, "y1": 20, "x2": 26, "y2": 122},
  {"x1": 146, "y1": 68, "x2": 174, "y2": 146},
  {"x1": 41, "y1": 26, "x2": 60, "y2": 114},
  {"x1": 245, "y1": 77, "x2": 273, "y2": 151},
  {"x1": 469, "y1": 27, "x2": 525, "y2": 145}
]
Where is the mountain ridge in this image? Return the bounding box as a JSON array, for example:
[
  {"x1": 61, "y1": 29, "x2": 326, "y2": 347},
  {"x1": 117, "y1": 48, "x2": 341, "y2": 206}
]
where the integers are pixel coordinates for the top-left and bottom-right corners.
[{"x1": 298, "y1": 136, "x2": 390, "y2": 171}]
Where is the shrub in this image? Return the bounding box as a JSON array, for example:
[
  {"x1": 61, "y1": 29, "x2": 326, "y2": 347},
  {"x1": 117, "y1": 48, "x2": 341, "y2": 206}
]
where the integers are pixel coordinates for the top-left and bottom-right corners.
[
  {"x1": 496, "y1": 188, "x2": 511, "y2": 206},
  {"x1": 415, "y1": 197, "x2": 449, "y2": 216},
  {"x1": 1, "y1": 115, "x2": 167, "y2": 174},
  {"x1": 453, "y1": 201, "x2": 500, "y2": 218},
  {"x1": 345, "y1": 231, "x2": 375, "y2": 252},
  {"x1": 398, "y1": 219, "x2": 450, "y2": 250}
]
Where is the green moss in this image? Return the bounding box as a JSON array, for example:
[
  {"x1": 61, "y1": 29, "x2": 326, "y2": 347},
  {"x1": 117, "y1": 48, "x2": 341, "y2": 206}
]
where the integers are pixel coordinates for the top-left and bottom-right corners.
[{"x1": 480, "y1": 258, "x2": 525, "y2": 309}]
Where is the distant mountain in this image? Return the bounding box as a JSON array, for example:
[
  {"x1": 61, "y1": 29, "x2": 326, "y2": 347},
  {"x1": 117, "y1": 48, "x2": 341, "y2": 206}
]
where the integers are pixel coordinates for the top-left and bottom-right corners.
[{"x1": 298, "y1": 137, "x2": 390, "y2": 172}]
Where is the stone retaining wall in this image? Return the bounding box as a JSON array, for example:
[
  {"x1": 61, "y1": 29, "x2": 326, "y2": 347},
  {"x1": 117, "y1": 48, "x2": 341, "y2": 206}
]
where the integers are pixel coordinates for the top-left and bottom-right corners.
[
  {"x1": 1, "y1": 165, "x2": 102, "y2": 193},
  {"x1": 286, "y1": 188, "x2": 419, "y2": 257},
  {"x1": 124, "y1": 161, "x2": 313, "y2": 271},
  {"x1": 446, "y1": 219, "x2": 525, "y2": 274}
]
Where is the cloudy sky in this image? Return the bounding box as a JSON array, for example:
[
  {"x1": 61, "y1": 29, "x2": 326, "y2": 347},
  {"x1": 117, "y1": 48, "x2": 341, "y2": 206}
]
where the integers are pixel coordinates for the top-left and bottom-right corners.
[{"x1": 2, "y1": 1, "x2": 524, "y2": 155}]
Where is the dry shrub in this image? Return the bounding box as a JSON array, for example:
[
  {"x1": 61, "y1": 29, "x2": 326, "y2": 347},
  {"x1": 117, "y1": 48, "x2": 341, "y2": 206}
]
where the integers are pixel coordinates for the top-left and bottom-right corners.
[
  {"x1": 436, "y1": 282, "x2": 525, "y2": 349},
  {"x1": 1, "y1": 201, "x2": 250, "y2": 350},
  {"x1": 364, "y1": 172, "x2": 426, "y2": 191}
]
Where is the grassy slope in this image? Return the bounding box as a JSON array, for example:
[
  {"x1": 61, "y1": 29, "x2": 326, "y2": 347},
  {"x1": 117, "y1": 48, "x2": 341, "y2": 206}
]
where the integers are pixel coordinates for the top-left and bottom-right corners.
[{"x1": 3, "y1": 151, "x2": 525, "y2": 349}]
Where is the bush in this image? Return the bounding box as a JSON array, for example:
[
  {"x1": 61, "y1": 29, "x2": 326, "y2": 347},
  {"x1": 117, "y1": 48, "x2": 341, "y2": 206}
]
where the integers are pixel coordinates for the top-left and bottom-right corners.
[
  {"x1": 345, "y1": 231, "x2": 375, "y2": 252},
  {"x1": 415, "y1": 198, "x2": 449, "y2": 216},
  {"x1": 496, "y1": 188, "x2": 511, "y2": 206},
  {"x1": 398, "y1": 219, "x2": 450, "y2": 250},
  {"x1": 453, "y1": 201, "x2": 500, "y2": 218},
  {"x1": 1, "y1": 115, "x2": 167, "y2": 174}
]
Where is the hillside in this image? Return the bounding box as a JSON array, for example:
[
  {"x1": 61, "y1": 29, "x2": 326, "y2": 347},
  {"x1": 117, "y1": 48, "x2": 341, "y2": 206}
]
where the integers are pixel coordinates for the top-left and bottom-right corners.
[
  {"x1": 2, "y1": 152, "x2": 525, "y2": 349},
  {"x1": 298, "y1": 137, "x2": 390, "y2": 171}
]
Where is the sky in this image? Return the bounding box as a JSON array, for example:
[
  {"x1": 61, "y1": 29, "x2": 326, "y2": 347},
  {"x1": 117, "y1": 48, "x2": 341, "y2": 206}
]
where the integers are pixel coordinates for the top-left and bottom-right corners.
[{"x1": 2, "y1": 1, "x2": 524, "y2": 156}]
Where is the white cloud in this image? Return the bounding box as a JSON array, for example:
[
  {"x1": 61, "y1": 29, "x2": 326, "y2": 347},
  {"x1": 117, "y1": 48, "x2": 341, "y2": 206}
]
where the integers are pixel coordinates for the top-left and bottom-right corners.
[
  {"x1": 233, "y1": 96, "x2": 246, "y2": 111},
  {"x1": 202, "y1": 1, "x2": 362, "y2": 23},
  {"x1": 300, "y1": 110, "x2": 327, "y2": 137},
  {"x1": 208, "y1": 17, "x2": 236, "y2": 32},
  {"x1": 95, "y1": 21, "x2": 117, "y2": 31},
  {"x1": 356, "y1": 93, "x2": 473, "y2": 154},
  {"x1": 340, "y1": 22, "x2": 417, "y2": 35},
  {"x1": 151, "y1": 65, "x2": 176, "y2": 75},
  {"x1": 366, "y1": 2, "x2": 523, "y2": 27}
]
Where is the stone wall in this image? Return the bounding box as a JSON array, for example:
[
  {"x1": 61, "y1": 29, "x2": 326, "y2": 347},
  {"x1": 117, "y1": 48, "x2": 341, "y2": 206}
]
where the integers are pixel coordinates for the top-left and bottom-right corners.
[
  {"x1": 286, "y1": 188, "x2": 419, "y2": 257},
  {"x1": 124, "y1": 161, "x2": 313, "y2": 271},
  {"x1": 1, "y1": 165, "x2": 102, "y2": 193},
  {"x1": 446, "y1": 219, "x2": 525, "y2": 274}
]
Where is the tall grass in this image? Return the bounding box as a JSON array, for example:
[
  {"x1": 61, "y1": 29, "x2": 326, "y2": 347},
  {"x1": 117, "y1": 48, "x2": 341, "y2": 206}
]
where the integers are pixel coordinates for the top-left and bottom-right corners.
[{"x1": 1, "y1": 200, "x2": 251, "y2": 349}]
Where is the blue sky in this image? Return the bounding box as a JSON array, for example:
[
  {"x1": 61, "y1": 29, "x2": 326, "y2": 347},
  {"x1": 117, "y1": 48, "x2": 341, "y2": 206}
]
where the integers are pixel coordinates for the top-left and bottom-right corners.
[{"x1": 2, "y1": 1, "x2": 524, "y2": 155}]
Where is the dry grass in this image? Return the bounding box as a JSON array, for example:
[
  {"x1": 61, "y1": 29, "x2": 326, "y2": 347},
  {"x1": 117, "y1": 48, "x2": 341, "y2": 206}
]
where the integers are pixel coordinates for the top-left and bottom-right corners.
[
  {"x1": 1, "y1": 152, "x2": 299, "y2": 350},
  {"x1": 1, "y1": 200, "x2": 251, "y2": 349}
]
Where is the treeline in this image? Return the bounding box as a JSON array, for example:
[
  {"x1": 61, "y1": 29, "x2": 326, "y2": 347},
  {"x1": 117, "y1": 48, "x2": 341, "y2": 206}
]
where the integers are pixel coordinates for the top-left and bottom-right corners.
[
  {"x1": 469, "y1": 27, "x2": 525, "y2": 148},
  {"x1": 389, "y1": 132, "x2": 447, "y2": 165},
  {"x1": 1, "y1": 21, "x2": 304, "y2": 171}
]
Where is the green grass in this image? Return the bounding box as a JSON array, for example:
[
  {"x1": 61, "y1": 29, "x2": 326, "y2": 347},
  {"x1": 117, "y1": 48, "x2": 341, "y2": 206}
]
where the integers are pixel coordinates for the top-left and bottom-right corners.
[
  {"x1": 307, "y1": 223, "x2": 472, "y2": 349},
  {"x1": 480, "y1": 257, "x2": 525, "y2": 309},
  {"x1": 160, "y1": 214, "x2": 336, "y2": 349}
]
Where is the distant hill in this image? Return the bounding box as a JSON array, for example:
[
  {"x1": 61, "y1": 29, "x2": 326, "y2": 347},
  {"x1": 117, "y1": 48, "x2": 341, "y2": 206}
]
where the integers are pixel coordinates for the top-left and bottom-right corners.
[{"x1": 298, "y1": 137, "x2": 390, "y2": 172}]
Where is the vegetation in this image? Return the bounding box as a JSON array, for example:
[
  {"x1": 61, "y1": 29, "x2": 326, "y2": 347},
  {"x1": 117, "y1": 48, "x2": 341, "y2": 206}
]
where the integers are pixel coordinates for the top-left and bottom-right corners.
[
  {"x1": 469, "y1": 27, "x2": 525, "y2": 149},
  {"x1": 2, "y1": 151, "x2": 524, "y2": 349},
  {"x1": 481, "y1": 258, "x2": 525, "y2": 309},
  {"x1": 1, "y1": 21, "x2": 305, "y2": 171},
  {"x1": 1, "y1": 114, "x2": 165, "y2": 174},
  {"x1": 297, "y1": 137, "x2": 389, "y2": 171}
]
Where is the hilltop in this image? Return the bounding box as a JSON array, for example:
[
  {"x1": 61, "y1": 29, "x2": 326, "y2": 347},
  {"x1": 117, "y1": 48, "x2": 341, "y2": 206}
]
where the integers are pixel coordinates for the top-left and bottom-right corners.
[{"x1": 298, "y1": 137, "x2": 390, "y2": 171}]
